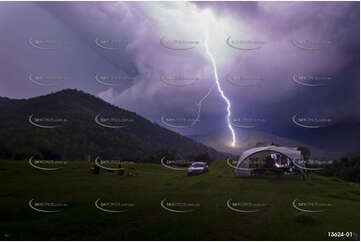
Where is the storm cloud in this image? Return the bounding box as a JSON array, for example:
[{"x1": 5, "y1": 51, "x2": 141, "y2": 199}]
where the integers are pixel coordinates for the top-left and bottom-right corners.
[{"x1": 0, "y1": 1, "x2": 359, "y2": 151}]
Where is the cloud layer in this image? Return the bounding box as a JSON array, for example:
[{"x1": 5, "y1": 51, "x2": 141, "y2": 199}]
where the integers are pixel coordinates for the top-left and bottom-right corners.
[{"x1": 0, "y1": 2, "x2": 359, "y2": 149}]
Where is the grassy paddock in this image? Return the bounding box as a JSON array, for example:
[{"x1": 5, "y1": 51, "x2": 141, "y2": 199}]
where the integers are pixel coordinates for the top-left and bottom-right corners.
[{"x1": 0, "y1": 160, "x2": 359, "y2": 240}]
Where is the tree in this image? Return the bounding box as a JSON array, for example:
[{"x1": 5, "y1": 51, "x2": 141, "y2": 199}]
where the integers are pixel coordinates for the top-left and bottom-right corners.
[
  {"x1": 297, "y1": 146, "x2": 311, "y2": 161},
  {"x1": 155, "y1": 149, "x2": 176, "y2": 161},
  {"x1": 192, "y1": 152, "x2": 212, "y2": 163}
]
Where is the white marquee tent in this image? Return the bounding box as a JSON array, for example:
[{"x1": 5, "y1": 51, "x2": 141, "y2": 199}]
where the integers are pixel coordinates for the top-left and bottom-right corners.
[{"x1": 235, "y1": 145, "x2": 303, "y2": 176}]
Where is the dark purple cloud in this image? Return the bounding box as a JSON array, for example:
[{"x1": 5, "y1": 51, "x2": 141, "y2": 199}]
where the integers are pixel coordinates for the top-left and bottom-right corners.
[{"x1": 0, "y1": 1, "x2": 359, "y2": 151}]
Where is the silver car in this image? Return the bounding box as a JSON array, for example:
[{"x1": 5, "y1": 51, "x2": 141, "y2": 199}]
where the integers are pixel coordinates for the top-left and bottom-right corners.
[{"x1": 187, "y1": 162, "x2": 209, "y2": 176}]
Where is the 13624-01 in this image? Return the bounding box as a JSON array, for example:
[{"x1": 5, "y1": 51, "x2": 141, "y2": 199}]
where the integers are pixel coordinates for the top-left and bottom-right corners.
[{"x1": 328, "y1": 232, "x2": 354, "y2": 238}]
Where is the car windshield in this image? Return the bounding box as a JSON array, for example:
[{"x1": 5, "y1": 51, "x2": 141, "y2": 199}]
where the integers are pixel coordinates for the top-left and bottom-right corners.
[{"x1": 192, "y1": 163, "x2": 205, "y2": 167}]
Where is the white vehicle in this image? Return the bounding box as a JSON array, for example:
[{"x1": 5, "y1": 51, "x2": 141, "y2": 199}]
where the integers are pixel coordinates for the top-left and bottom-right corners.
[{"x1": 187, "y1": 162, "x2": 208, "y2": 176}]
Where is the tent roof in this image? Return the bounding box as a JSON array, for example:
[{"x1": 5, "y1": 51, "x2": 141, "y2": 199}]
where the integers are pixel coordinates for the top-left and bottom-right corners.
[{"x1": 238, "y1": 145, "x2": 302, "y2": 165}]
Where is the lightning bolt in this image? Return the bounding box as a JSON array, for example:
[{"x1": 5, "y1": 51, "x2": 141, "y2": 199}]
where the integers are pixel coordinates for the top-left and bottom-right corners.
[
  {"x1": 203, "y1": 16, "x2": 236, "y2": 147},
  {"x1": 191, "y1": 83, "x2": 215, "y2": 127}
]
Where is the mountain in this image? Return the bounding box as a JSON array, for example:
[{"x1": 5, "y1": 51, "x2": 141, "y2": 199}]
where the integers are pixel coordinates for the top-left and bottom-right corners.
[
  {"x1": 188, "y1": 128, "x2": 347, "y2": 160},
  {"x1": 0, "y1": 89, "x2": 227, "y2": 161}
]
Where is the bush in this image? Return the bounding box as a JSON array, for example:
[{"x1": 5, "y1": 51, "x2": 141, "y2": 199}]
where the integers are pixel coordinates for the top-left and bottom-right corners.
[{"x1": 321, "y1": 156, "x2": 359, "y2": 183}]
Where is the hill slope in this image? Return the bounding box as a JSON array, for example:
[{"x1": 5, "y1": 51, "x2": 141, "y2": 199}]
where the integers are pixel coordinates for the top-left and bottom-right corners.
[{"x1": 0, "y1": 89, "x2": 226, "y2": 161}]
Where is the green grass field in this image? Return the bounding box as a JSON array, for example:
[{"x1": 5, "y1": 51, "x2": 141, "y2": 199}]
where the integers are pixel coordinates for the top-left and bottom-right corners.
[{"x1": 0, "y1": 160, "x2": 359, "y2": 240}]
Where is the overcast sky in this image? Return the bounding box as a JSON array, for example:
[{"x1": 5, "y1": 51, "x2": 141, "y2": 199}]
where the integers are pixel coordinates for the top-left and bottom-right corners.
[{"x1": 0, "y1": 1, "x2": 359, "y2": 148}]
